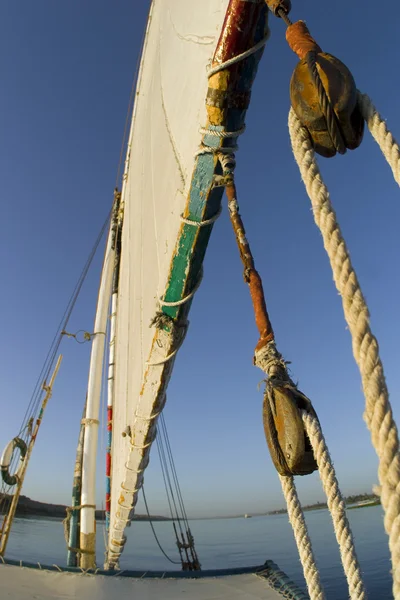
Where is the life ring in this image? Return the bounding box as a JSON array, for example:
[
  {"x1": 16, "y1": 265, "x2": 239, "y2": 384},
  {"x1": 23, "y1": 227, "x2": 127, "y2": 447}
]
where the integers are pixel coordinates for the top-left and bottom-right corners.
[{"x1": 0, "y1": 437, "x2": 27, "y2": 486}]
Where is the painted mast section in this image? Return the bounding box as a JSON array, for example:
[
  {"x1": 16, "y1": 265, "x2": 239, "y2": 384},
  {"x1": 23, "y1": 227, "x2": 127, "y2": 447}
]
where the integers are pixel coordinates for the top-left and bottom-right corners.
[
  {"x1": 105, "y1": 191, "x2": 123, "y2": 532},
  {"x1": 66, "y1": 400, "x2": 87, "y2": 567},
  {"x1": 107, "y1": 0, "x2": 268, "y2": 568},
  {"x1": 80, "y1": 197, "x2": 117, "y2": 569},
  {"x1": 0, "y1": 355, "x2": 62, "y2": 557}
]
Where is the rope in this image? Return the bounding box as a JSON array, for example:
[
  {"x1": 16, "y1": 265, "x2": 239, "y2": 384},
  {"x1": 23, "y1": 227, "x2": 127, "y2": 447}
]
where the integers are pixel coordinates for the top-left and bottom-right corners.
[
  {"x1": 159, "y1": 267, "x2": 204, "y2": 307},
  {"x1": 145, "y1": 322, "x2": 188, "y2": 367},
  {"x1": 289, "y1": 106, "x2": 400, "y2": 598},
  {"x1": 357, "y1": 92, "x2": 400, "y2": 187},
  {"x1": 63, "y1": 504, "x2": 96, "y2": 547},
  {"x1": 141, "y1": 487, "x2": 180, "y2": 565},
  {"x1": 180, "y1": 206, "x2": 222, "y2": 227},
  {"x1": 279, "y1": 475, "x2": 325, "y2": 600},
  {"x1": 207, "y1": 33, "x2": 270, "y2": 78},
  {"x1": 81, "y1": 418, "x2": 100, "y2": 426},
  {"x1": 302, "y1": 412, "x2": 366, "y2": 599},
  {"x1": 199, "y1": 126, "x2": 246, "y2": 138}
]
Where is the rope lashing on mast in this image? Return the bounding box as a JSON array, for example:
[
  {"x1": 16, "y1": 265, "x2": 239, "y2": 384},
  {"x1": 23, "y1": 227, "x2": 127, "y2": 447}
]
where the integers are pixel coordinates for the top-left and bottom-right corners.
[
  {"x1": 289, "y1": 106, "x2": 400, "y2": 599},
  {"x1": 63, "y1": 504, "x2": 96, "y2": 556}
]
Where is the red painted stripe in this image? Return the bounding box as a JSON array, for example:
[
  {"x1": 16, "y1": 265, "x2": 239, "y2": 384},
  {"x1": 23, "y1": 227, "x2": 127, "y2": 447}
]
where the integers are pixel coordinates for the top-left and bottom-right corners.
[
  {"x1": 107, "y1": 407, "x2": 113, "y2": 431},
  {"x1": 106, "y1": 452, "x2": 111, "y2": 475},
  {"x1": 214, "y1": 0, "x2": 266, "y2": 65}
]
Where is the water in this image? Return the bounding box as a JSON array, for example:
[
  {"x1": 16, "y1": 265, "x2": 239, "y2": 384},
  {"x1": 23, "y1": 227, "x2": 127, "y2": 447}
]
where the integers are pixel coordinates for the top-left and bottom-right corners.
[{"x1": 5, "y1": 505, "x2": 392, "y2": 599}]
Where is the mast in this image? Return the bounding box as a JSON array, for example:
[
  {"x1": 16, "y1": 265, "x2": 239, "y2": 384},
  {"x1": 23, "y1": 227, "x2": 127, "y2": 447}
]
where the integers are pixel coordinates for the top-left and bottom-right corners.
[
  {"x1": 105, "y1": 191, "x2": 123, "y2": 532},
  {"x1": 66, "y1": 400, "x2": 86, "y2": 567},
  {"x1": 0, "y1": 355, "x2": 62, "y2": 556},
  {"x1": 80, "y1": 196, "x2": 117, "y2": 569}
]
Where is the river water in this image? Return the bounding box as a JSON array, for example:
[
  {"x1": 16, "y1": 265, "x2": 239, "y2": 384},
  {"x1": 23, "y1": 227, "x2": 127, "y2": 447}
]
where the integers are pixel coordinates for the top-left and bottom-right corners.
[{"x1": 4, "y1": 505, "x2": 392, "y2": 599}]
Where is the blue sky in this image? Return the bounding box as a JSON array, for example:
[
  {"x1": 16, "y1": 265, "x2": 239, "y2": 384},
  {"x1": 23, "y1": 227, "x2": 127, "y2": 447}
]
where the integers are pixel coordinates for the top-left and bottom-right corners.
[{"x1": 0, "y1": 1, "x2": 399, "y2": 520}]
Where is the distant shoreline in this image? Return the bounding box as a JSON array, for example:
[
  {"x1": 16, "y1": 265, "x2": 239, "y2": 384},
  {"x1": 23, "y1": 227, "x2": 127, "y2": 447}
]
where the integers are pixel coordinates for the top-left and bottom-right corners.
[
  {"x1": 0, "y1": 495, "x2": 171, "y2": 522},
  {"x1": 1, "y1": 493, "x2": 380, "y2": 522}
]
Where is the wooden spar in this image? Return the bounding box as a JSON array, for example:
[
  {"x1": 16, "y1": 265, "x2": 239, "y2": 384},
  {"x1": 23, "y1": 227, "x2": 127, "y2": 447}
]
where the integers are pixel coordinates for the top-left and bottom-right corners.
[
  {"x1": 163, "y1": 0, "x2": 269, "y2": 318},
  {"x1": 105, "y1": 194, "x2": 123, "y2": 533},
  {"x1": 66, "y1": 401, "x2": 87, "y2": 567},
  {"x1": 80, "y1": 195, "x2": 117, "y2": 570},
  {"x1": 0, "y1": 355, "x2": 62, "y2": 557},
  {"x1": 106, "y1": 0, "x2": 269, "y2": 568},
  {"x1": 225, "y1": 181, "x2": 275, "y2": 352}
]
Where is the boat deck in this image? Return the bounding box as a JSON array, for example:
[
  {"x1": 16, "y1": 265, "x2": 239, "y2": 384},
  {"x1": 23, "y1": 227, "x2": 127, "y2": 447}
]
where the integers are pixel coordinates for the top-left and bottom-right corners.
[{"x1": 1, "y1": 561, "x2": 308, "y2": 599}]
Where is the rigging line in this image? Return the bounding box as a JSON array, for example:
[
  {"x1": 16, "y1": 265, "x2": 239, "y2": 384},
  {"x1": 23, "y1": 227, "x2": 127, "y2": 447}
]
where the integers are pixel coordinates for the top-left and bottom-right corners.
[
  {"x1": 159, "y1": 415, "x2": 190, "y2": 528},
  {"x1": 157, "y1": 429, "x2": 182, "y2": 528},
  {"x1": 156, "y1": 436, "x2": 175, "y2": 521},
  {"x1": 159, "y1": 417, "x2": 188, "y2": 530},
  {"x1": 159, "y1": 418, "x2": 191, "y2": 543},
  {"x1": 156, "y1": 427, "x2": 185, "y2": 537},
  {"x1": 157, "y1": 419, "x2": 199, "y2": 568},
  {"x1": 141, "y1": 487, "x2": 180, "y2": 566},
  {"x1": 18, "y1": 209, "x2": 113, "y2": 435}
]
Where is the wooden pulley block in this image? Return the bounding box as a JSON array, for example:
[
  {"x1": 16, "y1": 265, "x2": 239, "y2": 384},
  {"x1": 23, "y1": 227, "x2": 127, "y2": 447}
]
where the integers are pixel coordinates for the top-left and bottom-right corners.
[{"x1": 287, "y1": 21, "x2": 364, "y2": 157}]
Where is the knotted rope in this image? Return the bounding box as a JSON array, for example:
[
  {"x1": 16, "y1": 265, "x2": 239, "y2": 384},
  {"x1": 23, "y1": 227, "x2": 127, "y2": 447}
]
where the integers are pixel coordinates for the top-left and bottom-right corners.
[{"x1": 289, "y1": 106, "x2": 400, "y2": 598}]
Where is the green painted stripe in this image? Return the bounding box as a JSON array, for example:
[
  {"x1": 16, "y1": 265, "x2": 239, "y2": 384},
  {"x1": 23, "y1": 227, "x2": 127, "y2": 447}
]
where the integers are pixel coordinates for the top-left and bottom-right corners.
[{"x1": 162, "y1": 9, "x2": 268, "y2": 321}]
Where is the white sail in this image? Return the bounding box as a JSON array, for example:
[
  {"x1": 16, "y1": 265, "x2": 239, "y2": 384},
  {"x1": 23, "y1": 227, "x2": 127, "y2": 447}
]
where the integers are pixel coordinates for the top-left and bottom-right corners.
[{"x1": 108, "y1": 0, "x2": 230, "y2": 564}]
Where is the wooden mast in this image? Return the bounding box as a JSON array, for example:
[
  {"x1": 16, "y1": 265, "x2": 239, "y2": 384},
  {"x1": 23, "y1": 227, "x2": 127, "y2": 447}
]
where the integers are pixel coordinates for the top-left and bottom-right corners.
[
  {"x1": 0, "y1": 355, "x2": 62, "y2": 557},
  {"x1": 66, "y1": 401, "x2": 86, "y2": 567},
  {"x1": 79, "y1": 194, "x2": 118, "y2": 569}
]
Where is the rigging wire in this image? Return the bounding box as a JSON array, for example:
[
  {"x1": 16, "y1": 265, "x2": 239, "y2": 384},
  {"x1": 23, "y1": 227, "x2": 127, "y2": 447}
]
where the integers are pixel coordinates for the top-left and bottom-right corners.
[
  {"x1": 19, "y1": 209, "x2": 113, "y2": 434},
  {"x1": 141, "y1": 487, "x2": 180, "y2": 565},
  {"x1": 0, "y1": 208, "x2": 113, "y2": 518},
  {"x1": 156, "y1": 436, "x2": 175, "y2": 521},
  {"x1": 156, "y1": 425, "x2": 185, "y2": 537},
  {"x1": 159, "y1": 414, "x2": 190, "y2": 526},
  {"x1": 155, "y1": 415, "x2": 200, "y2": 570}
]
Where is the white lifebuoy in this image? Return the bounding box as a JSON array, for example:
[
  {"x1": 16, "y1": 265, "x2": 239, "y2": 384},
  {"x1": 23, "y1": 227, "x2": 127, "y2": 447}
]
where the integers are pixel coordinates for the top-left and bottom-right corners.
[{"x1": 0, "y1": 437, "x2": 27, "y2": 486}]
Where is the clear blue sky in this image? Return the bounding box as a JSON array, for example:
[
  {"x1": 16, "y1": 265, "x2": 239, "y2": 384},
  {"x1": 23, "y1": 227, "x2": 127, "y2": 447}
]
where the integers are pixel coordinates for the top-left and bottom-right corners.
[{"x1": 0, "y1": 1, "x2": 399, "y2": 520}]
